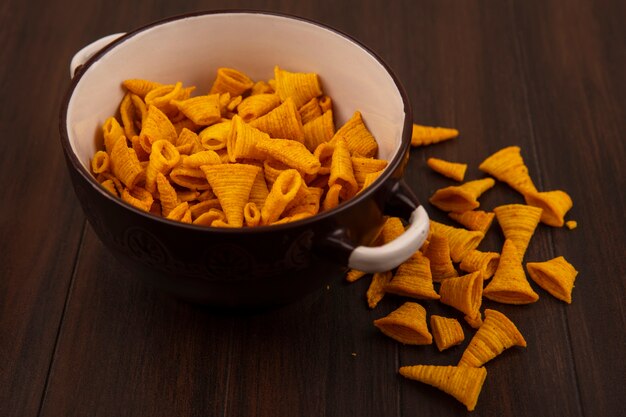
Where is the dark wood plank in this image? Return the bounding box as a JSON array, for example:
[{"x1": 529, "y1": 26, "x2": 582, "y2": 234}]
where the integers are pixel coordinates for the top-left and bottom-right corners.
[
  {"x1": 0, "y1": 1, "x2": 87, "y2": 416},
  {"x1": 38, "y1": 227, "x2": 234, "y2": 417},
  {"x1": 510, "y1": 1, "x2": 626, "y2": 416}
]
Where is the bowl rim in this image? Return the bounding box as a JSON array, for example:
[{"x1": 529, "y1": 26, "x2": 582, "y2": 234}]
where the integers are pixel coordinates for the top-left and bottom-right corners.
[{"x1": 59, "y1": 9, "x2": 413, "y2": 235}]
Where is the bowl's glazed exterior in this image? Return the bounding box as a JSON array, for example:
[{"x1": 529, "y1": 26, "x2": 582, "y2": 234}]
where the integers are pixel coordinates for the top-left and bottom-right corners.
[{"x1": 60, "y1": 11, "x2": 422, "y2": 307}]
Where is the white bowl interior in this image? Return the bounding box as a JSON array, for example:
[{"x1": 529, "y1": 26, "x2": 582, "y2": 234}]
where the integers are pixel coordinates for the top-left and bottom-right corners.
[{"x1": 66, "y1": 12, "x2": 406, "y2": 169}]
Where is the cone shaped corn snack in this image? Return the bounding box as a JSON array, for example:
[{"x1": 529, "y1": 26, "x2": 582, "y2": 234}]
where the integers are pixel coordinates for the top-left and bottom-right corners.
[
  {"x1": 427, "y1": 157, "x2": 467, "y2": 181},
  {"x1": 439, "y1": 271, "x2": 483, "y2": 318},
  {"x1": 483, "y1": 239, "x2": 539, "y2": 304},
  {"x1": 374, "y1": 302, "x2": 432, "y2": 344},
  {"x1": 385, "y1": 251, "x2": 440, "y2": 300},
  {"x1": 410, "y1": 124, "x2": 459, "y2": 147},
  {"x1": 459, "y1": 309, "x2": 527, "y2": 367},
  {"x1": 526, "y1": 256, "x2": 578, "y2": 303},
  {"x1": 399, "y1": 365, "x2": 487, "y2": 411},
  {"x1": 430, "y1": 316, "x2": 464, "y2": 351}
]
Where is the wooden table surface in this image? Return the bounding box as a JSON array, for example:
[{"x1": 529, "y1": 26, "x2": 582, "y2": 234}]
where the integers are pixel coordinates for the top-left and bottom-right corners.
[{"x1": 1, "y1": 0, "x2": 624, "y2": 416}]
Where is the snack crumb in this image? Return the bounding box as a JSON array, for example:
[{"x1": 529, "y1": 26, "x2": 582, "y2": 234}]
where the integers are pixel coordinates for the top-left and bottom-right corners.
[
  {"x1": 351, "y1": 352, "x2": 357, "y2": 357},
  {"x1": 565, "y1": 220, "x2": 577, "y2": 230}
]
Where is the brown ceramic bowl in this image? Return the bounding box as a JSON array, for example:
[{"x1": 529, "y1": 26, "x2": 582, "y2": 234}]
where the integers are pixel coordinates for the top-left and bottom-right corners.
[{"x1": 59, "y1": 11, "x2": 429, "y2": 307}]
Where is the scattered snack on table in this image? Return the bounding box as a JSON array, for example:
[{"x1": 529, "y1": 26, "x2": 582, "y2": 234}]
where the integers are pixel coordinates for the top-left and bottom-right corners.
[
  {"x1": 459, "y1": 250, "x2": 500, "y2": 280},
  {"x1": 526, "y1": 256, "x2": 578, "y2": 303},
  {"x1": 448, "y1": 210, "x2": 495, "y2": 234},
  {"x1": 399, "y1": 365, "x2": 487, "y2": 411},
  {"x1": 423, "y1": 233, "x2": 458, "y2": 282},
  {"x1": 493, "y1": 204, "x2": 543, "y2": 259},
  {"x1": 483, "y1": 239, "x2": 539, "y2": 304},
  {"x1": 430, "y1": 315, "x2": 465, "y2": 351},
  {"x1": 427, "y1": 157, "x2": 467, "y2": 181},
  {"x1": 430, "y1": 221, "x2": 484, "y2": 262},
  {"x1": 479, "y1": 146, "x2": 537, "y2": 194},
  {"x1": 343, "y1": 135, "x2": 578, "y2": 411},
  {"x1": 366, "y1": 271, "x2": 393, "y2": 309},
  {"x1": 565, "y1": 220, "x2": 577, "y2": 230},
  {"x1": 458, "y1": 309, "x2": 527, "y2": 367},
  {"x1": 385, "y1": 251, "x2": 440, "y2": 300},
  {"x1": 410, "y1": 124, "x2": 459, "y2": 147},
  {"x1": 346, "y1": 268, "x2": 367, "y2": 283},
  {"x1": 429, "y1": 178, "x2": 495, "y2": 213},
  {"x1": 464, "y1": 312, "x2": 483, "y2": 329},
  {"x1": 439, "y1": 271, "x2": 483, "y2": 318},
  {"x1": 523, "y1": 190, "x2": 573, "y2": 227},
  {"x1": 374, "y1": 302, "x2": 432, "y2": 344}
]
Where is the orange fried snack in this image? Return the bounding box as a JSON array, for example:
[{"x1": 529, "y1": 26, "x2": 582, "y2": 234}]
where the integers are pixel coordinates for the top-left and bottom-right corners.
[
  {"x1": 366, "y1": 271, "x2": 393, "y2": 309},
  {"x1": 139, "y1": 105, "x2": 178, "y2": 152},
  {"x1": 171, "y1": 94, "x2": 221, "y2": 126},
  {"x1": 493, "y1": 204, "x2": 543, "y2": 259},
  {"x1": 200, "y1": 163, "x2": 260, "y2": 227},
  {"x1": 109, "y1": 136, "x2": 144, "y2": 189},
  {"x1": 458, "y1": 309, "x2": 527, "y2": 367},
  {"x1": 385, "y1": 251, "x2": 440, "y2": 300},
  {"x1": 439, "y1": 271, "x2": 483, "y2": 318},
  {"x1": 261, "y1": 169, "x2": 302, "y2": 225},
  {"x1": 122, "y1": 79, "x2": 164, "y2": 98},
  {"x1": 526, "y1": 256, "x2": 578, "y2": 303},
  {"x1": 250, "y1": 97, "x2": 305, "y2": 142},
  {"x1": 102, "y1": 117, "x2": 125, "y2": 154},
  {"x1": 565, "y1": 220, "x2": 577, "y2": 230},
  {"x1": 479, "y1": 146, "x2": 537, "y2": 194},
  {"x1": 199, "y1": 121, "x2": 231, "y2": 151},
  {"x1": 423, "y1": 233, "x2": 458, "y2": 282},
  {"x1": 91, "y1": 151, "x2": 110, "y2": 174},
  {"x1": 483, "y1": 239, "x2": 539, "y2": 304},
  {"x1": 121, "y1": 186, "x2": 153, "y2": 212},
  {"x1": 328, "y1": 136, "x2": 358, "y2": 200},
  {"x1": 373, "y1": 302, "x2": 432, "y2": 344},
  {"x1": 236, "y1": 93, "x2": 281, "y2": 122},
  {"x1": 410, "y1": 124, "x2": 459, "y2": 147},
  {"x1": 274, "y1": 65, "x2": 323, "y2": 108},
  {"x1": 464, "y1": 312, "x2": 483, "y2": 329},
  {"x1": 429, "y1": 178, "x2": 495, "y2": 213},
  {"x1": 430, "y1": 316, "x2": 464, "y2": 351},
  {"x1": 299, "y1": 97, "x2": 323, "y2": 125},
  {"x1": 226, "y1": 115, "x2": 269, "y2": 161},
  {"x1": 119, "y1": 93, "x2": 139, "y2": 139},
  {"x1": 256, "y1": 137, "x2": 321, "y2": 176},
  {"x1": 399, "y1": 365, "x2": 487, "y2": 411},
  {"x1": 459, "y1": 250, "x2": 500, "y2": 280},
  {"x1": 156, "y1": 172, "x2": 180, "y2": 217},
  {"x1": 448, "y1": 210, "x2": 495, "y2": 234},
  {"x1": 523, "y1": 190, "x2": 573, "y2": 227},
  {"x1": 351, "y1": 157, "x2": 388, "y2": 189},
  {"x1": 346, "y1": 269, "x2": 367, "y2": 283},
  {"x1": 94, "y1": 68, "x2": 386, "y2": 228},
  {"x1": 427, "y1": 157, "x2": 467, "y2": 182},
  {"x1": 334, "y1": 111, "x2": 378, "y2": 157},
  {"x1": 430, "y1": 221, "x2": 484, "y2": 262},
  {"x1": 145, "y1": 140, "x2": 180, "y2": 193},
  {"x1": 209, "y1": 67, "x2": 254, "y2": 96},
  {"x1": 166, "y1": 201, "x2": 192, "y2": 223}
]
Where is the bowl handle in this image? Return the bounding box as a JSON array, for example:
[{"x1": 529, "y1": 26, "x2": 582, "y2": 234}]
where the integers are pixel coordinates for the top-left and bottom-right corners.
[
  {"x1": 319, "y1": 179, "x2": 430, "y2": 273},
  {"x1": 348, "y1": 204, "x2": 429, "y2": 273},
  {"x1": 70, "y1": 33, "x2": 126, "y2": 78}
]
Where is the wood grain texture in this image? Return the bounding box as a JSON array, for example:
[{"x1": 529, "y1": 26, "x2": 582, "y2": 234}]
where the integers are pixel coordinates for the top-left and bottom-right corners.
[{"x1": 0, "y1": 0, "x2": 623, "y2": 416}]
